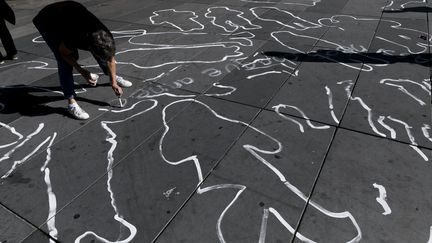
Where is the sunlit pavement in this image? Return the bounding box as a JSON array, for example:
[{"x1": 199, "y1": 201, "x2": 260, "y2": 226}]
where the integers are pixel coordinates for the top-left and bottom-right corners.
[{"x1": 0, "y1": 0, "x2": 431, "y2": 242}]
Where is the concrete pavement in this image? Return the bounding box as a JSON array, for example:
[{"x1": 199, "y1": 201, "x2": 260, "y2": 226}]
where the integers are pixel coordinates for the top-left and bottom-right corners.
[{"x1": 0, "y1": 0, "x2": 431, "y2": 242}]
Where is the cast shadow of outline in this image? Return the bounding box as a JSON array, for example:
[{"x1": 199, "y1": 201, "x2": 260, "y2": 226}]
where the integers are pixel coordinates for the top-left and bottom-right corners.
[
  {"x1": 262, "y1": 50, "x2": 431, "y2": 67},
  {"x1": 382, "y1": 7, "x2": 432, "y2": 13}
]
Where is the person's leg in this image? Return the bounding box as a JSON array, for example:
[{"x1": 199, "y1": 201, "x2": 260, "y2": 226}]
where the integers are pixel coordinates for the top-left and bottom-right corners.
[
  {"x1": 49, "y1": 42, "x2": 90, "y2": 119},
  {"x1": 56, "y1": 53, "x2": 77, "y2": 102},
  {"x1": 34, "y1": 29, "x2": 88, "y2": 119},
  {"x1": 0, "y1": 19, "x2": 17, "y2": 59},
  {"x1": 55, "y1": 54, "x2": 89, "y2": 119},
  {"x1": 39, "y1": 31, "x2": 77, "y2": 101}
]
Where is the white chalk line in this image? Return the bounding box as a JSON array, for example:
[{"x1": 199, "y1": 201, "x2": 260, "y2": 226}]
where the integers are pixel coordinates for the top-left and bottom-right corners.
[
  {"x1": 205, "y1": 7, "x2": 261, "y2": 33},
  {"x1": 387, "y1": 116, "x2": 429, "y2": 162},
  {"x1": 22, "y1": 9, "x2": 428, "y2": 241},
  {"x1": 241, "y1": 0, "x2": 321, "y2": 6},
  {"x1": 0, "y1": 121, "x2": 24, "y2": 149},
  {"x1": 273, "y1": 104, "x2": 330, "y2": 131},
  {"x1": 2, "y1": 135, "x2": 51, "y2": 179},
  {"x1": 380, "y1": 80, "x2": 427, "y2": 106},
  {"x1": 246, "y1": 145, "x2": 362, "y2": 242},
  {"x1": 40, "y1": 132, "x2": 58, "y2": 241},
  {"x1": 0, "y1": 123, "x2": 45, "y2": 164},
  {"x1": 338, "y1": 81, "x2": 387, "y2": 138},
  {"x1": 377, "y1": 116, "x2": 397, "y2": 139},
  {"x1": 197, "y1": 184, "x2": 246, "y2": 243},
  {"x1": 372, "y1": 183, "x2": 392, "y2": 215},
  {"x1": 150, "y1": 9, "x2": 204, "y2": 32},
  {"x1": 259, "y1": 208, "x2": 269, "y2": 243},
  {"x1": 163, "y1": 187, "x2": 177, "y2": 198},
  {"x1": 427, "y1": 226, "x2": 432, "y2": 243},
  {"x1": 247, "y1": 71, "x2": 282, "y2": 79},
  {"x1": 75, "y1": 100, "x2": 158, "y2": 242},
  {"x1": 159, "y1": 99, "x2": 361, "y2": 242},
  {"x1": 421, "y1": 125, "x2": 432, "y2": 142},
  {"x1": 319, "y1": 15, "x2": 431, "y2": 54},
  {"x1": 338, "y1": 80, "x2": 430, "y2": 161},
  {"x1": 274, "y1": 106, "x2": 305, "y2": 133},
  {"x1": 0, "y1": 60, "x2": 54, "y2": 70},
  {"x1": 205, "y1": 83, "x2": 237, "y2": 97},
  {"x1": 268, "y1": 207, "x2": 316, "y2": 242},
  {"x1": 408, "y1": 145, "x2": 429, "y2": 161},
  {"x1": 383, "y1": 82, "x2": 426, "y2": 106},
  {"x1": 115, "y1": 44, "x2": 243, "y2": 69},
  {"x1": 325, "y1": 86, "x2": 340, "y2": 124},
  {"x1": 251, "y1": 7, "x2": 321, "y2": 30}
]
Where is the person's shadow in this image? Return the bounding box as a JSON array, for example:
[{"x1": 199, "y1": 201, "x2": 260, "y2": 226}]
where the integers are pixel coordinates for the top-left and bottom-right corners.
[{"x1": 0, "y1": 84, "x2": 110, "y2": 119}]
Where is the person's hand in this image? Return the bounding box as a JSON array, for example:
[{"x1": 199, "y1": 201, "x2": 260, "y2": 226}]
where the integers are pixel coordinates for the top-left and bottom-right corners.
[
  {"x1": 80, "y1": 69, "x2": 97, "y2": 86},
  {"x1": 112, "y1": 83, "x2": 123, "y2": 97}
]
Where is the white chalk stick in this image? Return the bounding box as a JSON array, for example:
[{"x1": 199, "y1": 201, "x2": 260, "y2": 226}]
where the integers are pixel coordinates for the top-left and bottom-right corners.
[
  {"x1": 90, "y1": 73, "x2": 99, "y2": 81},
  {"x1": 89, "y1": 73, "x2": 99, "y2": 86}
]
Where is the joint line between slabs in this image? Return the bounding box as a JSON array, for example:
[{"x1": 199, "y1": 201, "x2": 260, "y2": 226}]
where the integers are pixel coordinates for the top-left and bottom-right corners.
[{"x1": 290, "y1": 3, "x2": 389, "y2": 241}]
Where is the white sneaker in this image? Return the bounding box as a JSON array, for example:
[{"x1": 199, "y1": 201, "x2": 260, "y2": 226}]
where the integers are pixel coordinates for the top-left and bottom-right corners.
[
  {"x1": 116, "y1": 76, "x2": 132, "y2": 88},
  {"x1": 68, "y1": 103, "x2": 90, "y2": 120},
  {"x1": 7, "y1": 54, "x2": 18, "y2": 60}
]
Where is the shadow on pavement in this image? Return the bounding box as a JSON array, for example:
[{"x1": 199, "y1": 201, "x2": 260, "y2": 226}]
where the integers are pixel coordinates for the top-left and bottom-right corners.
[
  {"x1": 382, "y1": 7, "x2": 432, "y2": 13},
  {"x1": 0, "y1": 84, "x2": 110, "y2": 118},
  {"x1": 263, "y1": 50, "x2": 431, "y2": 67}
]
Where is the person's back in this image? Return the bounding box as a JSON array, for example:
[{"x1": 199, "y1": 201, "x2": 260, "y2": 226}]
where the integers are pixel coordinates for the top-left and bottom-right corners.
[{"x1": 33, "y1": 1, "x2": 110, "y2": 51}]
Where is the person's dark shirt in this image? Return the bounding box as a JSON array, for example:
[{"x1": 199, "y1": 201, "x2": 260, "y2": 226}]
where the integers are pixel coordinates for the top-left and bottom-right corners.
[{"x1": 33, "y1": 1, "x2": 111, "y2": 51}]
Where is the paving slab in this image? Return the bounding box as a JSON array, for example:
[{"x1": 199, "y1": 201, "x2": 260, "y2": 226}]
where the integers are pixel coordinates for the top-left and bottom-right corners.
[
  {"x1": 303, "y1": 0, "x2": 351, "y2": 14},
  {"x1": 156, "y1": 108, "x2": 335, "y2": 242},
  {"x1": 340, "y1": 20, "x2": 431, "y2": 149},
  {"x1": 376, "y1": 17, "x2": 429, "y2": 54},
  {"x1": 340, "y1": 0, "x2": 389, "y2": 17},
  {"x1": 381, "y1": 0, "x2": 428, "y2": 20},
  {"x1": 266, "y1": 45, "x2": 362, "y2": 126},
  {"x1": 314, "y1": 14, "x2": 380, "y2": 51},
  {"x1": 0, "y1": 54, "x2": 57, "y2": 86},
  {"x1": 21, "y1": 230, "x2": 53, "y2": 243},
  {"x1": 204, "y1": 40, "x2": 301, "y2": 109},
  {"x1": 31, "y1": 95, "x2": 264, "y2": 242},
  {"x1": 106, "y1": 2, "x2": 183, "y2": 26},
  {"x1": 0, "y1": 83, "x2": 196, "y2": 226},
  {"x1": 295, "y1": 129, "x2": 432, "y2": 242},
  {"x1": 113, "y1": 26, "x2": 265, "y2": 86},
  {"x1": 340, "y1": 62, "x2": 431, "y2": 149}
]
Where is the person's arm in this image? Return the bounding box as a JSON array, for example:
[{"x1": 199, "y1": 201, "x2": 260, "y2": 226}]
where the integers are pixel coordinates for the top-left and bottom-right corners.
[
  {"x1": 58, "y1": 41, "x2": 96, "y2": 85},
  {"x1": 106, "y1": 57, "x2": 123, "y2": 96}
]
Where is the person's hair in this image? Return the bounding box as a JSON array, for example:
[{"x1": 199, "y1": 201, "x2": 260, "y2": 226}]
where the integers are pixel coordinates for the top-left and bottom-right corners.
[{"x1": 89, "y1": 30, "x2": 116, "y2": 61}]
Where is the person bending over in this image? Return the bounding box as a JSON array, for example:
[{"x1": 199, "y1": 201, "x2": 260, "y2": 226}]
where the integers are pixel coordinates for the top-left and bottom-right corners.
[{"x1": 33, "y1": 1, "x2": 132, "y2": 120}]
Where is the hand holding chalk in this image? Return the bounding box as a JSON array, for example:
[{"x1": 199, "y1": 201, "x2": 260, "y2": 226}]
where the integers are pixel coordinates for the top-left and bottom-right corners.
[
  {"x1": 118, "y1": 95, "x2": 123, "y2": 108},
  {"x1": 89, "y1": 73, "x2": 99, "y2": 86},
  {"x1": 112, "y1": 83, "x2": 123, "y2": 97}
]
